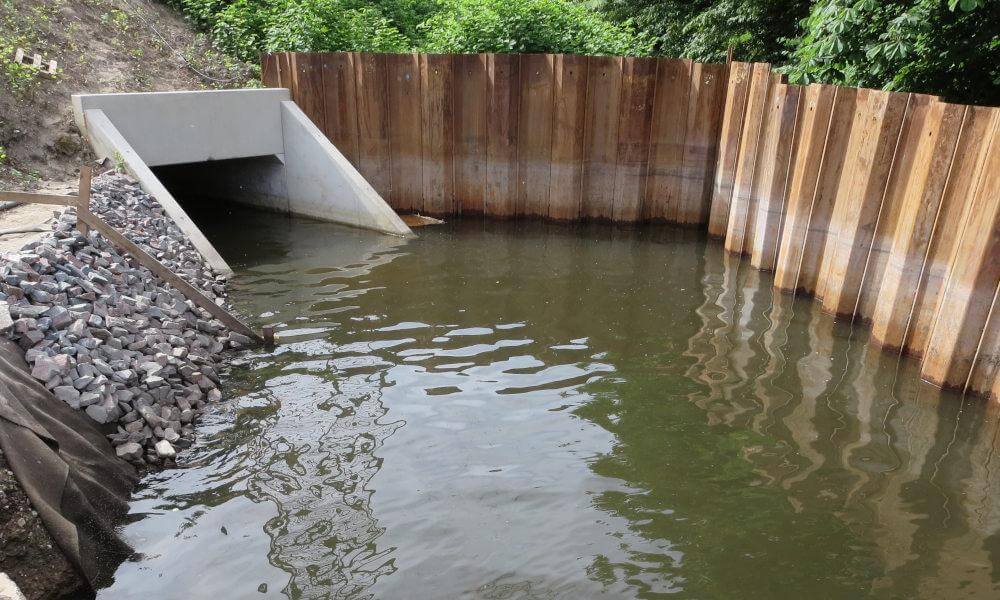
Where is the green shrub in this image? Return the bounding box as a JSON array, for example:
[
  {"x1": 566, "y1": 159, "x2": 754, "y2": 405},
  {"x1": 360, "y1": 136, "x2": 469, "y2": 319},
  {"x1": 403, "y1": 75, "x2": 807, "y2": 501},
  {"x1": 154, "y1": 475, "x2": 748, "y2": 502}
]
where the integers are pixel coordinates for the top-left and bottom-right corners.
[
  {"x1": 0, "y1": 40, "x2": 42, "y2": 95},
  {"x1": 177, "y1": 0, "x2": 412, "y2": 61},
  {"x1": 211, "y1": 0, "x2": 271, "y2": 62},
  {"x1": 784, "y1": 0, "x2": 999, "y2": 104},
  {"x1": 368, "y1": 0, "x2": 443, "y2": 44},
  {"x1": 263, "y1": 0, "x2": 409, "y2": 54},
  {"x1": 420, "y1": 0, "x2": 651, "y2": 55},
  {"x1": 165, "y1": 0, "x2": 233, "y2": 31}
]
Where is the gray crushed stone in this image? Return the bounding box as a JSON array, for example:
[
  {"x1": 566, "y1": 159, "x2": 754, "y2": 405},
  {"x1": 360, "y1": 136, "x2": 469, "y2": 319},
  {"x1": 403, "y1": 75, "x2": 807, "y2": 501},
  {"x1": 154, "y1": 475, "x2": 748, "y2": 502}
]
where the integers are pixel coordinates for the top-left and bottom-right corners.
[{"x1": 0, "y1": 172, "x2": 250, "y2": 466}]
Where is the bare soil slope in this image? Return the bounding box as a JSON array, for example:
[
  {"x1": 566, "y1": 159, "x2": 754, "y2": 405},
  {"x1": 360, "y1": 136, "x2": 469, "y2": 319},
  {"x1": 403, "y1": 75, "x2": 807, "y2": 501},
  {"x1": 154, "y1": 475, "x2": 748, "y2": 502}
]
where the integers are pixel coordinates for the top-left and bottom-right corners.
[{"x1": 0, "y1": 0, "x2": 254, "y2": 187}]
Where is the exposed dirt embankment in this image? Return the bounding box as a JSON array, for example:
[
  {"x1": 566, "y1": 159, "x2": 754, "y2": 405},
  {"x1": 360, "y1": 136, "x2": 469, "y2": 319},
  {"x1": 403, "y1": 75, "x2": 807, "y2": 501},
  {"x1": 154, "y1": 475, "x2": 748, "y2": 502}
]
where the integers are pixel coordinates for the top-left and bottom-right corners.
[
  {"x1": 0, "y1": 0, "x2": 253, "y2": 187},
  {"x1": 0, "y1": 453, "x2": 80, "y2": 599}
]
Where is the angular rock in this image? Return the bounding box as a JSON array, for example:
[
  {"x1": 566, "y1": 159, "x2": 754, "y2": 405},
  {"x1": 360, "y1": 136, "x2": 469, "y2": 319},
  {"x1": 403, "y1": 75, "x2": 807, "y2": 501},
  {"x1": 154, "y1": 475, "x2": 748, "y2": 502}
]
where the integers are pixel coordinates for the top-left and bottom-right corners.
[
  {"x1": 115, "y1": 442, "x2": 143, "y2": 461},
  {"x1": 0, "y1": 301, "x2": 12, "y2": 333},
  {"x1": 85, "y1": 403, "x2": 113, "y2": 424},
  {"x1": 30, "y1": 354, "x2": 71, "y2": 380},
  {"x1": 154, "y1": 440, "x2": 176, "y2": 459},
  {"x1": 45, "y1": 305, "x2": 72, "y2": 329},
  {"x1": 53, "y1": 385, "x2": 81, "y2": 408}
]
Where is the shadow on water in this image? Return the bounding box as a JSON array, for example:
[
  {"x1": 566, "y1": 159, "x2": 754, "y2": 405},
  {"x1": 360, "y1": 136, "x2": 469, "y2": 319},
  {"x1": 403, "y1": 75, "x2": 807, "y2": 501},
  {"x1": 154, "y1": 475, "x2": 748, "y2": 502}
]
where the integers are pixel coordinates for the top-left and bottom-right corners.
[{"x1": 97, "y1": 205, "x2": 1000, "y2": 599}]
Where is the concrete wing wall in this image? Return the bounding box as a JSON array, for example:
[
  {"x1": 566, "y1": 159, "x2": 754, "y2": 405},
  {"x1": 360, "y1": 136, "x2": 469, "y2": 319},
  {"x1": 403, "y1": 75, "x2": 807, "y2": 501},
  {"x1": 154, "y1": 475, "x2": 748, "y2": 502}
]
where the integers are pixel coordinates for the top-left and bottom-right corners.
[
  {"x1": 280, "y1": 101, "x2": 413, "y2": 237},
  {"x1": 81, "y1": 109, "x2": 233, "y2": 276}
]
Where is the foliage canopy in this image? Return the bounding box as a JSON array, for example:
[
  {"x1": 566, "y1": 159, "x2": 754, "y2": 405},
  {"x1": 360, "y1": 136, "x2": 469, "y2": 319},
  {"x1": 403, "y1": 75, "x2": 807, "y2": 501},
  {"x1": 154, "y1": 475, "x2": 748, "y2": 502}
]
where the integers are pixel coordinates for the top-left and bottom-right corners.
[
  {"x1": 420, "y1": 0, "x2": 651, "y2": 56},
  {"x1": 167, "y1": 0, "x2": 999, "y2": 104}
]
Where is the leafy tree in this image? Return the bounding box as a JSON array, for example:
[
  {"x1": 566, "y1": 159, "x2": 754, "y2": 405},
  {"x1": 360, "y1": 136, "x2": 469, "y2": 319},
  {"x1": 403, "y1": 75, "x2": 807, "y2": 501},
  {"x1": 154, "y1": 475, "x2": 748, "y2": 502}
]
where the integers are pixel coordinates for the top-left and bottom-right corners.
[
  {"x1": 262, "y1": 0, "x2": 409, "y2": 54},
  {"x1": 600, "y1": 0, "x2": 812, "y2": 62},
  {"x1": 164, "y1": 0, "x2": 998, "y2": 104},
  {"x1": 420, "y1": 0, "x2": 652, "y2": 55},
  {"x1": 784, "y1": 0, "x2": 998, "y2": 104}
]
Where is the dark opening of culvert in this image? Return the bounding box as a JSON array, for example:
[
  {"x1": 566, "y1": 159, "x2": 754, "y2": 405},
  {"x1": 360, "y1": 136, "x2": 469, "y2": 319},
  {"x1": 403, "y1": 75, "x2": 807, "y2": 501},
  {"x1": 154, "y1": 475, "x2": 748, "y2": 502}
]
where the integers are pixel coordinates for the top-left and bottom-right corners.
[{"x1": 153, "y1": 155, "x2": 291, "y2": 222}]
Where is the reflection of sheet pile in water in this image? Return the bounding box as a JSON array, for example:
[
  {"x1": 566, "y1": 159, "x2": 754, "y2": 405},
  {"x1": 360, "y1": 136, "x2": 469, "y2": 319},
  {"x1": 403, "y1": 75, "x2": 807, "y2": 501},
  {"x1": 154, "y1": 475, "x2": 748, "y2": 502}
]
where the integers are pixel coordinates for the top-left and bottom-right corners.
[
  {"x1": 682, "y1": 242, "x2": 1000, "y2": 598},
  {"x1": 248, "y1": 371, "x2": 403, "y2": 598}
]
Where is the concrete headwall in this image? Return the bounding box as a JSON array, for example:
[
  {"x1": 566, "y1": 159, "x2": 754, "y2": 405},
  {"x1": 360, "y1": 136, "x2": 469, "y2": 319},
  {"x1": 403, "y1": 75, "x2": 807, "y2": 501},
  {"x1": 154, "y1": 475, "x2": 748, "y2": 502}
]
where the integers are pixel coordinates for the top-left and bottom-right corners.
[{"x1": 72, "y1": 89, "x2": 289, "y2": 167}]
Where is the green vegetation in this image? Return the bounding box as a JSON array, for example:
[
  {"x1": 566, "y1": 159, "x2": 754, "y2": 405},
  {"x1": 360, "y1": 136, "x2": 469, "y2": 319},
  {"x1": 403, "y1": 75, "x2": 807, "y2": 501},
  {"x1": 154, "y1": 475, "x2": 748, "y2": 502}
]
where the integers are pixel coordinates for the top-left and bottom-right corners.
[
  {"x1": 166, "y1": 0, "x2": 646, "y2": 60},
  {"x1": 0, "y1": 1, "x2": 58, "y2": 96},
  {"x1": 166, "y1": 0, "x2": 997, "y2": 104},
  {"x1": 420, "y1": 0, "x2": 650, "y2": 55},
  {"x1": 785, "y1": 0, "x2": 998, "y2": 104}
]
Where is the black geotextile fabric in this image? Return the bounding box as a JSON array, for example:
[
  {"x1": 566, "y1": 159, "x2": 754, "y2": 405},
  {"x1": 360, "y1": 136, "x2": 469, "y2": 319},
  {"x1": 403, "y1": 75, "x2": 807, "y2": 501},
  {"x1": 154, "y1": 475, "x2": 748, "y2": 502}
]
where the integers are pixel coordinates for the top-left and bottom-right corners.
[{"x1": 0, "y1": 338, "x2": 137, "y2": 590}]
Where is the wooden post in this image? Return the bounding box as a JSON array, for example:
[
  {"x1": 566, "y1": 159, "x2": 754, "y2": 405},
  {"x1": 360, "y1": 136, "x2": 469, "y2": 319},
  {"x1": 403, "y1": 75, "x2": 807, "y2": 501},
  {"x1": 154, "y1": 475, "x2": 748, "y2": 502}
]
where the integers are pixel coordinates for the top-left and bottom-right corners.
[
  {"x1": 706, "y1": 61, "x2": 752, "y2": 236},
  {"x1": 1, "y1": 175, "x2": 262, "y2": 345},
  {"x1": 77, "y1": 210, "x2": 263, "y2": 343},
  {"x1": 772, "y1": 84, "x2": 837, "y2": 291},
  {"x1": 76, "y1": 166, "x2": 92, "y2": 236},
  {"x1": 643, "y1": 58, "x2": 692, "y2": 222},
  {"x1": 749, "y1": 83, "x2": 803, "y2": 271}
]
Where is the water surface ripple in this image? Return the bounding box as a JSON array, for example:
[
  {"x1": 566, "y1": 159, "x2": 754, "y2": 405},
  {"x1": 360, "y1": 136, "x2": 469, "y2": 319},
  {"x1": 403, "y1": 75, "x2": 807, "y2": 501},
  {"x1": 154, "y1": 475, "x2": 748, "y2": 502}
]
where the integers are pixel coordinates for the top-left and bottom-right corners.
[{"x1": 99, "y1": 215, "x2": 1000, "y2": 600}]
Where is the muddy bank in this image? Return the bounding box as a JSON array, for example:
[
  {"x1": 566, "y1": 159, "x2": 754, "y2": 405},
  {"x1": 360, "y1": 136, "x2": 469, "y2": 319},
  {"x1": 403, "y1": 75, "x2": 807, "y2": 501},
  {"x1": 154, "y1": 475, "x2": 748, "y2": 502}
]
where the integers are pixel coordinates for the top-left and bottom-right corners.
[
  {"x1": 0, "y1": 451, "x2": 81, "y2": 599},
  {"x1": 0, "y1": 0, "x2": 253, "y2": 187}
]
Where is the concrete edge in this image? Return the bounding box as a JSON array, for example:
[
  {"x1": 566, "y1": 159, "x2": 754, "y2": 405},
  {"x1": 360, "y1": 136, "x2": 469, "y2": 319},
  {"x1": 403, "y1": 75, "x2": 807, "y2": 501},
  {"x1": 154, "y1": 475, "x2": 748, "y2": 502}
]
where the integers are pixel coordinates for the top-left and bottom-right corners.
[
  {"x1": 79, "y1": 109, "x2": 233, "y2": 277},
  {"x1": 72, "y1": 90, "x2": 291, "y2": 168},
  {"x1": 72, "y1": 87, "x2": 290, "y2": 102},
  {"x1": 280, "y1": 101, "x2": 414, "y2": 238}
]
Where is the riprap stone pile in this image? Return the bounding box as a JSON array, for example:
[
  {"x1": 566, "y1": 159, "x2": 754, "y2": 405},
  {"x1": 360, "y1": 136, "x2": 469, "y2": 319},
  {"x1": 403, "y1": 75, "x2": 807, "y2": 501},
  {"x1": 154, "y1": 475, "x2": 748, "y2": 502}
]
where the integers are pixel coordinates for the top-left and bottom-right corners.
[{"x1": 0, "y1": 172, "x2": 250, "y2": 466}]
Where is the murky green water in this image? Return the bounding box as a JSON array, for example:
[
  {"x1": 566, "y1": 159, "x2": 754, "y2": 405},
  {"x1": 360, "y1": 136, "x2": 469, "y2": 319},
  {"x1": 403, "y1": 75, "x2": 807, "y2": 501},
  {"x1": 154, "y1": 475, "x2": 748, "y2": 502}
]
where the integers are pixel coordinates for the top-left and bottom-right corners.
[{"x1": 98, "y1": 209, "x2": 1000, "y2": 600}]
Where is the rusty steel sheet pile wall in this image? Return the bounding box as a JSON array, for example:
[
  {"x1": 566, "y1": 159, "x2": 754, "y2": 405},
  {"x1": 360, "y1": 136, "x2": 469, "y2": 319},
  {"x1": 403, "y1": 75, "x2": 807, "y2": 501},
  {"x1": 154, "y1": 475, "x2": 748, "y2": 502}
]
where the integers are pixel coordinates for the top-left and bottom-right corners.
[
  {"x1": 263, "y1": 52, "x2": 727, "y2": 224},
  {"x1": 263, "y1": 52, "x2": 998, "y2": 400},
  {"x1": 707, "y1": 68, "x2": 1000, "y2": 401}
]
